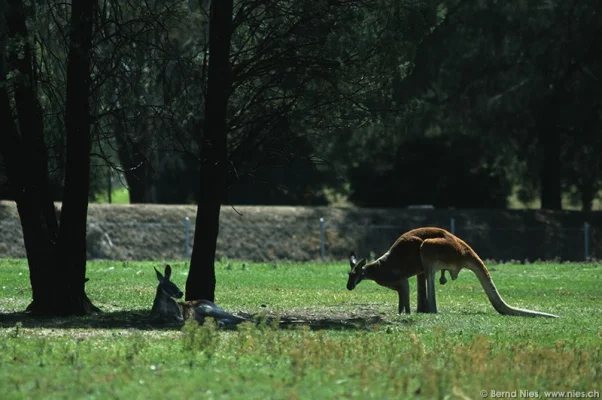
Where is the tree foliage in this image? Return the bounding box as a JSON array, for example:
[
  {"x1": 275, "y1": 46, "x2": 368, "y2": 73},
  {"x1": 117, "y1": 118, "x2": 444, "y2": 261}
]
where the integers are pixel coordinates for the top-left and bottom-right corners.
[
  {"x1": 1, "y1": 0, "x2": 602, "y2": 313},
  {"x1": 400, "y1": 0, "x2": 602, "y2": 210}
]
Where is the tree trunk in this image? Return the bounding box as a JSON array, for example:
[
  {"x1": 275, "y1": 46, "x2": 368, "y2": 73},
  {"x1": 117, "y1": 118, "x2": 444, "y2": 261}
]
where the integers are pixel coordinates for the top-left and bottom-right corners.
[
  {"x1": 4, "y1": 0, "x2": 59, "y2": 232},
  {"x1": 537, "y1": 81, "x2": 565, "y2": 211},
  {"x1": 2, "y1": 0, "x2": 98, "y2": 315},
  {"x1": 186, "y1": 0, "x2": 234, "y2": 301},
  {"x1": 580, "y1": 180, "x2": 595, "y2": 212},
  {"x1": 55, "y1": 0, "x2": 99, "y2": 314},
  {"x1": 539, "y1": 123, "x2": 562, "y2": 210},
  {"x1": 113, "y1": 112, "x2": 153, "y2": 203},
  {"x1": 0, "y1": 62, "x2": 58, "y2": 307},
  {"x1": 3, "y1": 0, "x2": 65, "y2": 313},
  {"x1": 1, "y1": 83, "x2": 58, "y2": 313}
]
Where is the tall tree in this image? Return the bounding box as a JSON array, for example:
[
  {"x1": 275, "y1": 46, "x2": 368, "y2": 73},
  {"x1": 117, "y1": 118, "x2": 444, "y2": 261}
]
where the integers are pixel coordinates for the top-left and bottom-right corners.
[
  {"x1": 54, "y1": 0, "x2": 98, "y2": 313},
  {"x1": 0, "y1": 0, "x2": 98, "y2": 315},
  {"x1": 1, "y1": 0, "x2": 61, "y2": 313},
  {"x1": 185, "y1": 0, "x2": 233, "y2": 301}
]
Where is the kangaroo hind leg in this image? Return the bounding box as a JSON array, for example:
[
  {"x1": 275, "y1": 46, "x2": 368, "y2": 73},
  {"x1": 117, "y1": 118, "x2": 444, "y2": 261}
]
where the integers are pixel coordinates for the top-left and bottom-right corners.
[
  {"x1": 420, "y1": 238, "x2": 461, "y2": 314},
  {"x1": 416, "y1": 273, "x2": 428, "y2": 313}
]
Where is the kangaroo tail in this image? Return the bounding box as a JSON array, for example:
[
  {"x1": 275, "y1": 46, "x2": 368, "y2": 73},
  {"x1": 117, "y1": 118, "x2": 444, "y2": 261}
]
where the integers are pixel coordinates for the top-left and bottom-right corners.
[
  {"x1": 467, "y1": 257, "x2": 558, "y2": 318},
  {"x1": 193, "y1": 300, "x2": 250, "y2": 325}
]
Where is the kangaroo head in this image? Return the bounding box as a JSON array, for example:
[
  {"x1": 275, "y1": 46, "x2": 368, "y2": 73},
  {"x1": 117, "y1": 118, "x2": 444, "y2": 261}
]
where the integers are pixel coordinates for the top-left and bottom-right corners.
[
  {"x1": 347, "y1": 252, "x2": 367, "y2": 290},
  {"x1": 155, "y1": 264, "x2": 184, "y2": 299}
]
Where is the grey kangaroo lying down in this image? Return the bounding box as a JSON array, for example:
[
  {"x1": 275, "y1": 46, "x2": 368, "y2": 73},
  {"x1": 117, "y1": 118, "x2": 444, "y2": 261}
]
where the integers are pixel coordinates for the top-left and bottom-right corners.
[{"x1": 150, "y1": 264, "x2": 249, "y2": 327}]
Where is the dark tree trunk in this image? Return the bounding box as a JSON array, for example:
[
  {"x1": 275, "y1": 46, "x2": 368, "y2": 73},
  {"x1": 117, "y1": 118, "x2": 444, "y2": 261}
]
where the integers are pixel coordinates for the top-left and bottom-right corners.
[
  {"x1": 537, "y1": 81, "x2": 566, "y2": 211},
  {"x1": 4, "y1": 0, "x2": 58, "y2": 233},
  {"x1": 54, "y1": 0, "x2": 99, "y2": 314},
  {"x1": 186, "y1": 0, "x2": 234, "y2": 301},
  {"x1": 3, "y1": 0, "x2": 62, "y2": 313},
  {"x1": 539, "y1": 123, "x2": 562, "y2": 210},
  {"x1": 1, "y1": 86, "x2": 57, "y2": 308},
  {"x1": 124, "y1": 163, "x2": 153, "y2": 204},
  {"x1": 2, "y1": 0, "x2": 98, "y2": 315},
  {"x1": 580, "y1": 180, "x2": 594, "y2": 212},
  {"x1": 0, "y1": 63, "x2": 58, "y2": 295},
  {"x1": 536, "y1": 20, "x2": 601, "y2": 211},
  {"x1": 113, "y1": 112, "x2": 153, "y2": 203}
]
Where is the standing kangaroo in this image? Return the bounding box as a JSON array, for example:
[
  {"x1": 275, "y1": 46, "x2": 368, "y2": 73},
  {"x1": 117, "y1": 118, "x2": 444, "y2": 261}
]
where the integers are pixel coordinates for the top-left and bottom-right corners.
[
  {"x1": 347, "y1": 227, "x2": 558, "y2": 318},
  {"x1": 150, "y1": 264, "x2": 249, "y2": 327},
  {"x1": 349, "y1": 251, "x2": 448, "y2": 314}
]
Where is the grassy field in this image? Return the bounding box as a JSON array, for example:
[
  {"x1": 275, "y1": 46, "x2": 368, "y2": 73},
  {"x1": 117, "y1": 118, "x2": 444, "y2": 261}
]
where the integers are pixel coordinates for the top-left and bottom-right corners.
[{"x1": 0, "y1": 259, "x2": 600, "y2": 399}]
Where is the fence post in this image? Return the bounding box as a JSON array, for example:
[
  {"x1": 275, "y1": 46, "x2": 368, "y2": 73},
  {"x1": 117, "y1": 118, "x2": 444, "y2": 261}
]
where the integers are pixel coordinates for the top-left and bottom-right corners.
[
  {"x1": 583, "y1": 222, "x2": 589, "y2": 261},
  {"x1": 320, "y1": 217, "x2": 325, "y2": 262},
  {"x1": 450, "y1": 217, "x2": 456, "y2": 235},
  {"x1": 185, "y1": 216, "x2": 191, "y2": 259}
]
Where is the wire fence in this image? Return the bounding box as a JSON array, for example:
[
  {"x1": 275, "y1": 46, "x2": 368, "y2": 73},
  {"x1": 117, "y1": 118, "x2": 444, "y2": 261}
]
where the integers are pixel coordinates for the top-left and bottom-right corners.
[{"x1": 0, "y1": 216, "x2": 598, "y2": 262}]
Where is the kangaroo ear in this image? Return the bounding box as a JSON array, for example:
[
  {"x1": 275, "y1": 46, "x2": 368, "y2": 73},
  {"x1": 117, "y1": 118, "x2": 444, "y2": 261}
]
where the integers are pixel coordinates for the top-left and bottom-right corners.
[
  {"x1": 349, "y1": 252, "x2": 358, "y2": 267},
  {"x1": 164, "y1": 264, "x2": 172, "y2": 280},
  {"x1": 357, "y1": 258, "x2": 367, "y2": 268},
  {"x1": 154, "y1": 267, "x2": 164, "y2": 281}
]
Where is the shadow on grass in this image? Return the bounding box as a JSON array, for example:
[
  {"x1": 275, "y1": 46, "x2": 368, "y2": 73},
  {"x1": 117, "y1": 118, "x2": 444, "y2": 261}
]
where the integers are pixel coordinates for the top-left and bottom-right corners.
[
  {"x1": 262, "y1": 314, "x2": 391, "y2": 331},
  {"x1": 0, "y1": 310, "x2": 179, "y2": 331},
  {"x1": 0, "y1": 309, "x2": 395, "y2": 332}
]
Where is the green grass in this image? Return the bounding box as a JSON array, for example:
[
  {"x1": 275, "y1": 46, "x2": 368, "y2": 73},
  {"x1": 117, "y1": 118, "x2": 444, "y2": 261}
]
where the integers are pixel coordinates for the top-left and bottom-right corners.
[
  {"x1": 92, "y1": 187, "x2": 130, "y2": 204},
  {"x1": 0, "y1": 259, "x2": 601, "y2": 399}
]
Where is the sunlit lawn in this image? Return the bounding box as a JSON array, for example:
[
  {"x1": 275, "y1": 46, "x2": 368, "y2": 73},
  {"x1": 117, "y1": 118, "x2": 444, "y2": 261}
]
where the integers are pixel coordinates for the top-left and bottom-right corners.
[{"x1": 0, "y1": 259, "x2": 600, "y2": 399}]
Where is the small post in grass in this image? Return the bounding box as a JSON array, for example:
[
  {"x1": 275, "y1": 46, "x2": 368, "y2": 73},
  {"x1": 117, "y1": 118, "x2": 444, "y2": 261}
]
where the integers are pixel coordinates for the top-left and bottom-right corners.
[
  {"x1": 320, "y1": 217, "x2": 325, "y2": 262},
  {"x1": 450, "y1": 217, "x2": 456, "y2": 235}
]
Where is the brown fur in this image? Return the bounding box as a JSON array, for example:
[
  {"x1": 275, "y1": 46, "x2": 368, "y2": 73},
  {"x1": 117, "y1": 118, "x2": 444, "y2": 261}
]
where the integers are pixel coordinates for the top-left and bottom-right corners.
[{"x1": 348, "y1": 227, "x2": 558, "y2": 318}]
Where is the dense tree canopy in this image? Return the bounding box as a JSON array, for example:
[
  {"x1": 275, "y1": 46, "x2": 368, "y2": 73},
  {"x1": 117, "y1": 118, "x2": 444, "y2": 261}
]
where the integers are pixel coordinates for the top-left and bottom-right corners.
[
  {"x1": 2, "y1": 0, "x2": 600, "y2": 210},
  {"x1": 1, "y1": 0, "x2": 601, "y2": 312}
]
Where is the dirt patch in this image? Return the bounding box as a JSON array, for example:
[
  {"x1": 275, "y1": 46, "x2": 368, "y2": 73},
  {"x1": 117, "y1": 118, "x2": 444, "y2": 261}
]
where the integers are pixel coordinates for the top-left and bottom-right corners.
[
  {"x1": 249, "y1": 304, "x2": 393, "y2": 330},
  {"x1": 1, "y1": 201, "x2": 601, "y2": 262}
]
